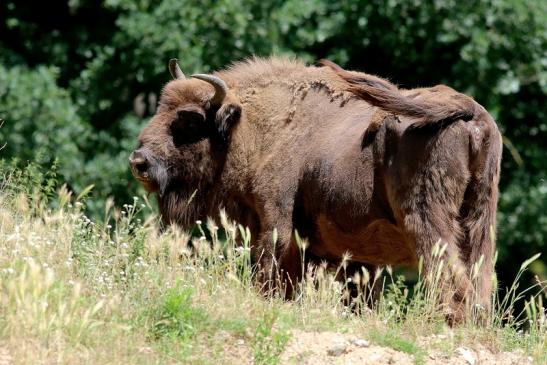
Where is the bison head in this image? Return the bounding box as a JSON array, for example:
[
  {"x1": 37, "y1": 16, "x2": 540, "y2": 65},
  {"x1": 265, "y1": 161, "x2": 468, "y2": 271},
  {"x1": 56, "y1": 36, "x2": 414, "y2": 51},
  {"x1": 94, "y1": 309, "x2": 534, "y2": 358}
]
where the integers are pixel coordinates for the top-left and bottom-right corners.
[{"x1": 129, "y1": 59, "x2": 242, "y2": 225}]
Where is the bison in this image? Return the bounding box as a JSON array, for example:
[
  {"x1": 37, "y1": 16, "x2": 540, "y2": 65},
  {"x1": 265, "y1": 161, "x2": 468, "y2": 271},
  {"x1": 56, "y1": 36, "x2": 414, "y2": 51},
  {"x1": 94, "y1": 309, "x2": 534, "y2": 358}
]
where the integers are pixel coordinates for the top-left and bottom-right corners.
[{"x1": 129, "y1": 57, "x2": 502, "y2": 323}]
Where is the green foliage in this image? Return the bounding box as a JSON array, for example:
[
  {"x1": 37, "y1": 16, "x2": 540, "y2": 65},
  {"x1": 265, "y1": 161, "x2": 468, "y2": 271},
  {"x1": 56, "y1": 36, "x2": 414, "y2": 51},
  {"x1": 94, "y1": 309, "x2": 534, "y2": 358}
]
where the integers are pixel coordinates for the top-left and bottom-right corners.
[
  {"x1": 0, "y1": 158, "x2": 60, "y2": 218},
  {"x1": 0, "y1": 0, "x2": 545, "y2": 284},
  {"x1": 0, "y1": 65, "x2": 88, "y2": 189},
  {"x1": 251, "y1": 310, "x2": 290, "y2": 365},
  {"x1": 498, "y1": 174, "x2": 547, "y2": 275},
  {"x1": 151, "y1": 287, "x2": 208, "y2": 340},
  {"x1": 0, "y1": 158, "x2": 57, "y2": 199},
  {"x1": 369, "y1": 328, "x2": 426, "y2": 365},
  {"x1": 0, "y1": 63, "x2": 144, "y2": 216}
]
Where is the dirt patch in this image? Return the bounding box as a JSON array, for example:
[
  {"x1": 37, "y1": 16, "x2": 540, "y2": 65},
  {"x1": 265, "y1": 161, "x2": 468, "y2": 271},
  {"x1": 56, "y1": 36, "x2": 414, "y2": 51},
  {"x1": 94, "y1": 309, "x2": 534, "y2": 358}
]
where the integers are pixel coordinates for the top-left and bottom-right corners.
[
  {"x1": 425, "y1": 346, "x2": 532, "y2": 365},
  {"x1": 280, "y1": 330, "x2": 533, "y2": 365},
  {"x1": 0, "y1": 347, "x2": 12, "y2": 365},
  {"x1": 282, "y1": 330, "x2": 414, "y2": 364}
]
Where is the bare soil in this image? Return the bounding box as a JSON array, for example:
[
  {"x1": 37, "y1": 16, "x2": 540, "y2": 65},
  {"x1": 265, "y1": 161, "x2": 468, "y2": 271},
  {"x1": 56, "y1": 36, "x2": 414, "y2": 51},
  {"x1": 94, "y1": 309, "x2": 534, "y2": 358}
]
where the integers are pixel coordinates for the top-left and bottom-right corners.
[
  {"x1": 0, "y1": 332, "x2": 536, "y2": 365},
  {"x1": 279, "y1": 330, "x2": 533, "y2": 365}
]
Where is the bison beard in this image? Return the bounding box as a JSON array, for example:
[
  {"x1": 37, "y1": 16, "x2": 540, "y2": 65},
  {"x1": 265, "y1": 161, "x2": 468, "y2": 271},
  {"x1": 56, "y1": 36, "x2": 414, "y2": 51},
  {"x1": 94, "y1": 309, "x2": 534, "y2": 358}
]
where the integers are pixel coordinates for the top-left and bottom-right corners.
[
  {"x1": 131, "y1": 57, "x2": 502, "y2": 325},
  {"x1": 158, "y1": 189, "x2": 203, "y2": 227}
]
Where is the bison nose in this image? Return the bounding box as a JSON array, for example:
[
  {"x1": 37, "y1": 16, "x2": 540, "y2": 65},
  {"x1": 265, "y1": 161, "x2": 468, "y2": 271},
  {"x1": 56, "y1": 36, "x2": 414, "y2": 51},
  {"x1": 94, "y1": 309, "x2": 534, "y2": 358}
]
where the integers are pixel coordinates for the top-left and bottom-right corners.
[{"x1": 129, "y1": 150, "x2": 149, "y2": 174}]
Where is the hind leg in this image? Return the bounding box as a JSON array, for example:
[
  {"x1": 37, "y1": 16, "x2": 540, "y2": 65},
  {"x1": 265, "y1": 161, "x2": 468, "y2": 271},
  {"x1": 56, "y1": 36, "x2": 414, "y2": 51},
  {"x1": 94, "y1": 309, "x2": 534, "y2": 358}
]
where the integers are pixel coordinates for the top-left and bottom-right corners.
[
  {"x1": 386, "y1": 129, "x2": 474, "y2": 323},
  {"x1": 457, "y1": 119, "x2": 501, "y2": 322},
  {"x1": 460, "y1": 186, "x2": 497, "y2": 322},
  {"x1": 392, "y1": 188, "x2": 473, "y2": 324}
]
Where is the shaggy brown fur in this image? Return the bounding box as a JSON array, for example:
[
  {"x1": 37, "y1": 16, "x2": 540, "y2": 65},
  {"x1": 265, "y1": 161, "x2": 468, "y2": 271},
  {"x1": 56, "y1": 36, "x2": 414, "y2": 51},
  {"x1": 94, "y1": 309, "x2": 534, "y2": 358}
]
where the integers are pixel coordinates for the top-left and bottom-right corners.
[{"x1": 130, "y1": 57, "x2": 502, "y2": 324}]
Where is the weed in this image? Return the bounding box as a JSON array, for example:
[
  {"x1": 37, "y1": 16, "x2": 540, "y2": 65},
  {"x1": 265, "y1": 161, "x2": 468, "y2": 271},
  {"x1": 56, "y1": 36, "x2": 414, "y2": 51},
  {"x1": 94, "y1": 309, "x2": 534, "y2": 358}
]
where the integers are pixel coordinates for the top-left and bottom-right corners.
[
  {"x1": 369, "y1": 328, "x2": 426, "y2": 365},
  {"x1": 151, "y1": 286, "x2": 208, "y2": 340},
  {"x1": 251, "y1": 310, "x2": 290, "y2": 365}
]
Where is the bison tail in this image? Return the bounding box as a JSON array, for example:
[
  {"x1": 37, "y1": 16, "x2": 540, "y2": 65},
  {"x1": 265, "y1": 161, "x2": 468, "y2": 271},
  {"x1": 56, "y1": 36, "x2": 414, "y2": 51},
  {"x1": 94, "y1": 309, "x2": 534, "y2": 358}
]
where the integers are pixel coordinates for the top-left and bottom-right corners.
[
  {"x1": 460, "y1": 117, "x2": 503, "y2": 316},
  {"x1": 319, "y1": 59, "x2": 476, "y2": 127}
]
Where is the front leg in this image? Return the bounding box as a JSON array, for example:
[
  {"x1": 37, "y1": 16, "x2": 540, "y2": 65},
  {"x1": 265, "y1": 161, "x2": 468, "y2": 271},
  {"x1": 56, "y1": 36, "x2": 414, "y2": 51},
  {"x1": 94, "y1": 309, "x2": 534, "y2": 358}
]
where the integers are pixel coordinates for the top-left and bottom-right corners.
[{"x1": 254, "y1": 203, "x2": 302, "y2": 298}]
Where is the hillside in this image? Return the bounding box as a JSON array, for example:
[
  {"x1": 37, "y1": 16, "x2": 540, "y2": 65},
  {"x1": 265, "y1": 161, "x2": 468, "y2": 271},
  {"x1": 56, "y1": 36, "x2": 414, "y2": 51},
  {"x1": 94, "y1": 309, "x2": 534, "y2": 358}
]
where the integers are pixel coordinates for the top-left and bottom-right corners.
[{"x1": 0, "y1": 166, "x2": 545, "y2": 364}]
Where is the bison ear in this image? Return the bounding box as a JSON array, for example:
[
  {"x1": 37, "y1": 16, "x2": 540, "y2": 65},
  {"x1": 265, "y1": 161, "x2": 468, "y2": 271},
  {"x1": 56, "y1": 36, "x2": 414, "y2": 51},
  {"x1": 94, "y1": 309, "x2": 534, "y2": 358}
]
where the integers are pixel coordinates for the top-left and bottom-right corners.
[{"x1": 215, "y1": 102, "x2": 242, "y2": 141}]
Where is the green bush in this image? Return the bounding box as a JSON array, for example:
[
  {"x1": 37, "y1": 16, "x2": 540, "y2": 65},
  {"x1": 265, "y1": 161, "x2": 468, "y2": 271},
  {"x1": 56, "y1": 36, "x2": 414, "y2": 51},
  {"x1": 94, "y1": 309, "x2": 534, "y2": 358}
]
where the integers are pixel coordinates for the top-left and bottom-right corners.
[
  {"x1": 0, "y1": 64, "x2": 89, "y2": 189},
  {"x1": 151, "y1": 287, "x2": 208, "y2": 340},
  {"x1": 498, "y1": 174, "x2": 547, "y2": 277},
  {"x1": 0, "y1": 64, "x2": 144, "y2": 216}
]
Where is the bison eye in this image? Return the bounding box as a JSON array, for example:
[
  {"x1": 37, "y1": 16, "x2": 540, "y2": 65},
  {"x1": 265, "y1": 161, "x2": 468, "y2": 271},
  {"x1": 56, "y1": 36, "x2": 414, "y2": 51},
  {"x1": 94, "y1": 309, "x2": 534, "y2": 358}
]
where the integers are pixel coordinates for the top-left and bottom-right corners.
[{"x1": 170, "y1": 109, "x2": 208, "y2": 146}]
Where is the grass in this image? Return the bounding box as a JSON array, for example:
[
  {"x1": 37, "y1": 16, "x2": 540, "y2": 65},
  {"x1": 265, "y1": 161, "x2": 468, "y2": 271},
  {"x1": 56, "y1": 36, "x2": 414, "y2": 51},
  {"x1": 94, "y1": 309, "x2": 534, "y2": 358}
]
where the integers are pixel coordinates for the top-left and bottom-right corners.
[
  {"x1": 0, "y1": 162, "x2": 545, "y2": 364},
  {"x1": 368, "y1": 328, "x2": 426, "y2": 365}
]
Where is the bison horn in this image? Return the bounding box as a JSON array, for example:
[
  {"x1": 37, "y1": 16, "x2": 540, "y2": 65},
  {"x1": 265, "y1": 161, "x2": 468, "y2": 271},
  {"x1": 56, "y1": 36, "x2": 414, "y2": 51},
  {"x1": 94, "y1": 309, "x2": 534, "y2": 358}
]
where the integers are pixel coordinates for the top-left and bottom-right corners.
[
  {"x1": 168, "y1": 58, "x2": 185, "y2": 80},
  {"x1": 191, "y1": 74, "x2": 227, "y2": 105}
]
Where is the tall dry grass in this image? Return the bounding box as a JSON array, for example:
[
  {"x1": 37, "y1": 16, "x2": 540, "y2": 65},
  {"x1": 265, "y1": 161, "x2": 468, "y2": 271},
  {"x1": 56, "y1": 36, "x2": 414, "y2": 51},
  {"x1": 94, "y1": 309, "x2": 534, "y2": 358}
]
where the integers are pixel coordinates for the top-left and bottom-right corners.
[{"x1": 0, "y1": 163, "x2": 545, "y2": 364}]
